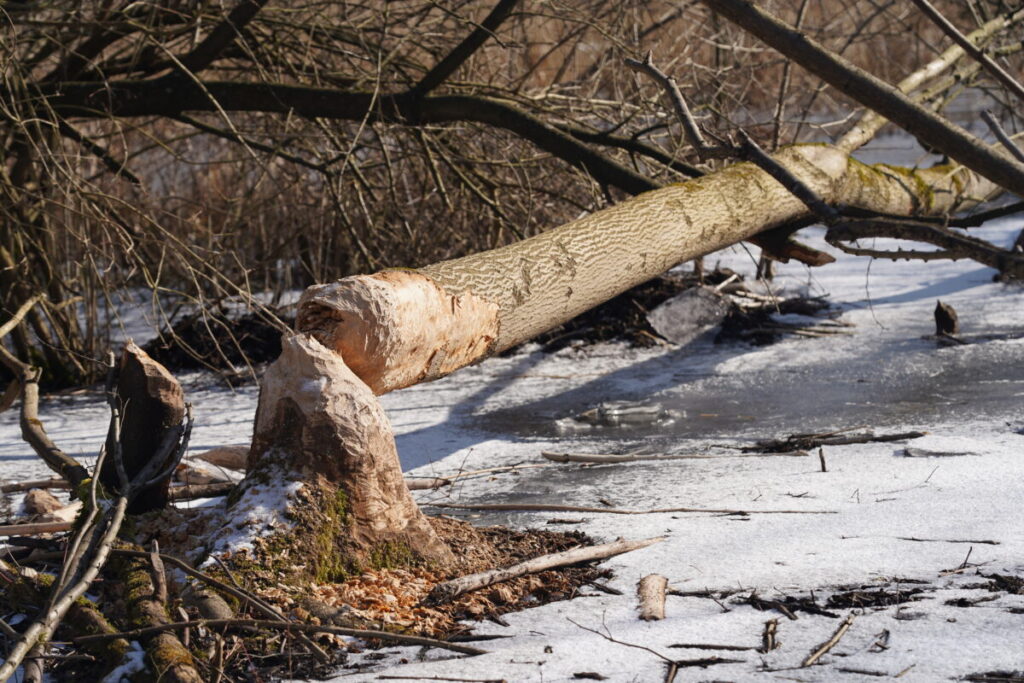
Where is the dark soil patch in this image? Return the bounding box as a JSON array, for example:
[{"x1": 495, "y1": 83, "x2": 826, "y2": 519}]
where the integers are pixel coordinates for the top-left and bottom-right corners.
[
  {"x1": 142, "y1": 308, "x2": 292, "y2": 373},
  {"x1": 715, "y1": 295, "x2": 832, "y2": 345},
  {"x1": 826, "y1": 586, "x2": 926, "y2": 609},
  {"x1": 982, "y1": 573, "x2": 1024, "y2": 594},
  {"x1": 739, "y1": 592, "x2": 839, "y2": 618}
]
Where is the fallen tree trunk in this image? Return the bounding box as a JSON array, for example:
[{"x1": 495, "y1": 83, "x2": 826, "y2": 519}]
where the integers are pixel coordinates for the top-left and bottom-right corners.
[
  {"x1": 297, "y1": 144, "x2": 993, "y2": 394},
  {"x1": 244, "y1": 141, "x2": 996, "y2": 581}
]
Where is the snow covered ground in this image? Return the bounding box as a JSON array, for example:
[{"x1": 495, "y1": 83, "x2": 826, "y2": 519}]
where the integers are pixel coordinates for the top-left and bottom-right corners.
[{"x1": 2, "y1": 164, "x2": 1024, "y2": 679}]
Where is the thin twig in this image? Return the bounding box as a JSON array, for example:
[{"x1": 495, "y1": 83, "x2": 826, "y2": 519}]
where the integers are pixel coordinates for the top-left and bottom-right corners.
[
  {"x1": 625, "y1": 52, "x2": 712, "y2": 158},
  {"x1": 109, "y1": 549, "x2": 330, "y2": 664},
  {"x1": 802, "y1": 612, "x2": 856, "y2": 667},
  {"x1": 908, "y1": 0, "x2": 1024, "y2": 106},
  {"x1": 541, "y1": 450, "x2": 807, "y2": 464},
  {"x1": 981, "y1": 111, "x2": 1024, "y2": 164}
]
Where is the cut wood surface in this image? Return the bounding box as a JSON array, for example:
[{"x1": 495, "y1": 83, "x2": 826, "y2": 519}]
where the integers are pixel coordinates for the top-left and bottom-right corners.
[
  {"x1": 250, "y1": 334, "x2": 452, "y2": 565},
  {"x1": 637, "y1": 574, "x2": 668, "y2": 621},
  {"x1": 424, "y1": 537, "x2": 664, "y2": 605}
]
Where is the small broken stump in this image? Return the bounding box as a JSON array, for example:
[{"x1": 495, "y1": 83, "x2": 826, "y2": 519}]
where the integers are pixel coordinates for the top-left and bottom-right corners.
[{"x1": 637, "y1": 574, "x2": 668, "y2": 621}]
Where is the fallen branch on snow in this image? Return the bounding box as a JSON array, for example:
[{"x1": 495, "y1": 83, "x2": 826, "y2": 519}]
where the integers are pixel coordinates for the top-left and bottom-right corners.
[
  {"x1": 0, "y1": 521, "x2": 73, "y2": 537},
  {"x1": 743, "y1": 428, "x2": 926, "y2": 453},
  {"x1": 424, "y1": 537, "x2": 664, "y2": 605},
  {"x1": 802, "y1": 612, "x2": 856, "y2": 667}
]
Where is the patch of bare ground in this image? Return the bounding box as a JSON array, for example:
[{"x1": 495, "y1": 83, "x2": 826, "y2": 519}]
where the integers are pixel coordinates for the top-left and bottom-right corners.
[{"x1": 258, "y1": 517, "x2": 603, "y2": 640}]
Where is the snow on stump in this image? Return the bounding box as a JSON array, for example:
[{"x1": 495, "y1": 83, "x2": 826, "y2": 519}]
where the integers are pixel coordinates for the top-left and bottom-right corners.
[{"x1": 242, "y1": 333, "x2": 453, "y2": 581}]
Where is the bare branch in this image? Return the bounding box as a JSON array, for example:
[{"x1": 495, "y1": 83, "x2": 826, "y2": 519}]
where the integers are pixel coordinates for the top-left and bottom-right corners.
[
  {"x1": 626, "y1": 52, "x2": 712, "y2": 159},
  {"x1": 826, "y1": 219, "x2": 1024, "y2": 279},
  {"x1": 413, "y1": 0, "x2": 520, "y2": 96},
  {"x1": 177, "y1": 0, "x2": 270, "y2": 75},
  {"x1": 908, "y1": 0, "x2": 1024, "y2": 106},
  {"x1": 704, "y1": 0, "x2": 1024, "y2": 197},
  {"x1": 981, "y1": 111, "x2": 1024, "y2": 164},
  {"x1": 839, "y1": 9, "x2": 1024, "y2": 151}
]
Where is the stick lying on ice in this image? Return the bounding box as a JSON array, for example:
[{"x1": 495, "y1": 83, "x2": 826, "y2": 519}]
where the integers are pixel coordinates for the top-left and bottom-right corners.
[
  {"x1": 428, "y1": 502, "x2": 836, "y2": 515},
  {"x1": 542, "y1": 450, "x2": 808, "y2": 464},
  {"x1": 424, "y1": 537, "x2": 663, "y2": 605}
]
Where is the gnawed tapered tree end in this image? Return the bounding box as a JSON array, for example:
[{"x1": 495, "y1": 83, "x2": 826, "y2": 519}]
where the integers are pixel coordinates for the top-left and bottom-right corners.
[
  {"x1": 296, "y1": 270, "x2": 499, "y2": 395},
  {"x1": 244, "y1": 333, "x2": 453, "y2": 578}
]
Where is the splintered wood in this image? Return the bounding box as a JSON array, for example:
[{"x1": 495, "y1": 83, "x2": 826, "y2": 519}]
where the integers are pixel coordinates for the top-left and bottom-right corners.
[{"x1": 637, "y1": 574, "x2": 668, "y2": 621}]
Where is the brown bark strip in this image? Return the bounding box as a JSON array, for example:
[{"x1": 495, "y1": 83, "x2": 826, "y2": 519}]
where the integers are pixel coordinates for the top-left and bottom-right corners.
[
  {"x1": 638, "y1": 574, "x2": 668, "y2": 621},
  {"x1": 425, "y1": 537, "x2": 664, "y2": 605}
]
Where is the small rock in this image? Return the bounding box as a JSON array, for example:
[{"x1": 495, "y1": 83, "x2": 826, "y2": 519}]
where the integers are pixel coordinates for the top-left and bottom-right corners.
[
  {"x1": 23, "y1": 489, "x2": 63, "y2": 515},
  {"x1": 647, "y1": 287, "x2": 729, "y2": 345}
]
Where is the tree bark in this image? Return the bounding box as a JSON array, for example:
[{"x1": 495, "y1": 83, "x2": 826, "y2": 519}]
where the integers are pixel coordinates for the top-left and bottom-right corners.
[
  {"x1": 297, "y1": 144, "x2": 993, "y2": 394},
  {"x1": 102, "y1": 341, "x2": 186, "y2": 513}
]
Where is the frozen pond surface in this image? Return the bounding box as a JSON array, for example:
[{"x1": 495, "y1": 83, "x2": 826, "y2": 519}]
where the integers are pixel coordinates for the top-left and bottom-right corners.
[{"x1": 2, "y1": 206, "x2": 1024, "y2": 681}]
